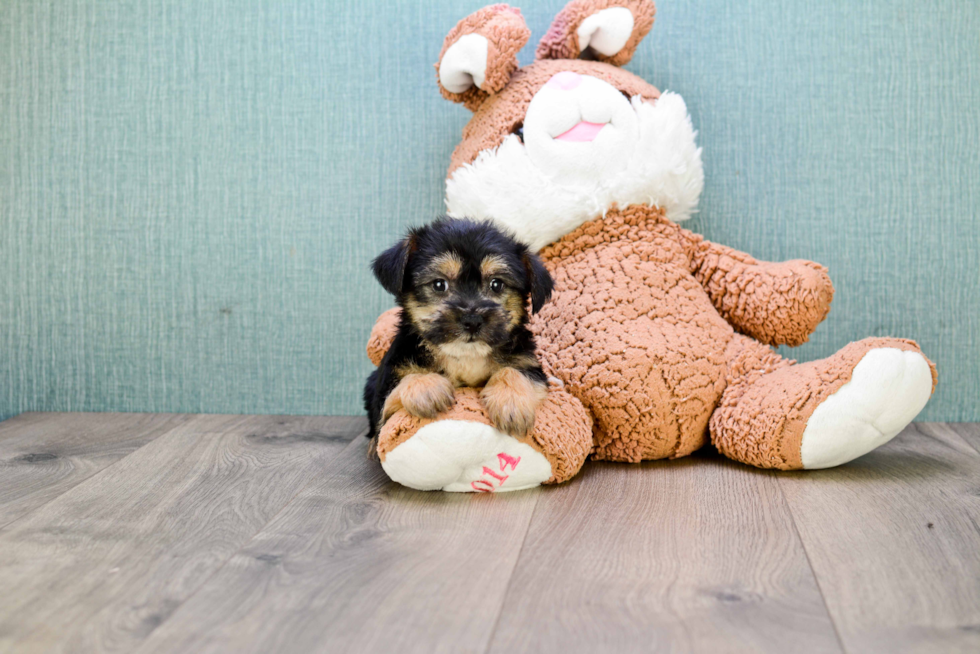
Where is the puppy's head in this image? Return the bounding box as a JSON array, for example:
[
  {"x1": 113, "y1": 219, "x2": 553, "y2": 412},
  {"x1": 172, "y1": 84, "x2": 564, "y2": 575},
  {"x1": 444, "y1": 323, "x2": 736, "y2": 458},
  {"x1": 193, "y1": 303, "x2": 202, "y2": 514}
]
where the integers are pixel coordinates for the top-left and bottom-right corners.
[{"x1": 372, "y1": 217, "x2": 553, "y2": 348}]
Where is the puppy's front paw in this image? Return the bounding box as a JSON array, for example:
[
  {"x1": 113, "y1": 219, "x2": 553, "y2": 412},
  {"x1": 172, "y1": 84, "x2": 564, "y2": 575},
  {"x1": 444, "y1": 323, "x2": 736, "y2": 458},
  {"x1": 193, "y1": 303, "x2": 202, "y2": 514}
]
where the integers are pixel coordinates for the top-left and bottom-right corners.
[
  {"x1": 391, "y1": 373, "x2": 455, "y2": 419},
  {"x1": 480, "y1": 368, "x2": 547, "y2": 437}
]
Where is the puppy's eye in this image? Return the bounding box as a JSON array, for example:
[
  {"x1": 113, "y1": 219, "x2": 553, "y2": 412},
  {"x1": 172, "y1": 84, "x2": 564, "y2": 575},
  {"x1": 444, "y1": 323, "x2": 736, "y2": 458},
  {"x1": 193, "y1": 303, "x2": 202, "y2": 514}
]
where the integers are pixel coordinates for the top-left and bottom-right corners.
[
  {"x1": 431, "y1": 279, "x2": 448, "y2": 293},
  {"x1": 512, "y1": 124, "x2": 524, "y2": 143},
  {"x1": 489, "y1": 278, "x2": 504, "y2": 293}
]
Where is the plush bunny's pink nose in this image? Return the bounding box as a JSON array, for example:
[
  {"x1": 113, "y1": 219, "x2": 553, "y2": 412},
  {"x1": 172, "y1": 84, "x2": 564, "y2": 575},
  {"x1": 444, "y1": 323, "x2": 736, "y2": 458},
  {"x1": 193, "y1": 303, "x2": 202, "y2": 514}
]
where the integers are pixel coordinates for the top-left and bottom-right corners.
[{"x1": 546, "y1": 71, "x2": 582, "y2": 91}]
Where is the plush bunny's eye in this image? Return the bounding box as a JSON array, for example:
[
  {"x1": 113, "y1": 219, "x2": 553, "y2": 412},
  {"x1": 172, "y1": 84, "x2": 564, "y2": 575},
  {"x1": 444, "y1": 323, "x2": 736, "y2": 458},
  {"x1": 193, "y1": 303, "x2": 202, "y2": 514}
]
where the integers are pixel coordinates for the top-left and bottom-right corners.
[{"x1": 432, "y1": 279, "x2": 448, "y2": 293}]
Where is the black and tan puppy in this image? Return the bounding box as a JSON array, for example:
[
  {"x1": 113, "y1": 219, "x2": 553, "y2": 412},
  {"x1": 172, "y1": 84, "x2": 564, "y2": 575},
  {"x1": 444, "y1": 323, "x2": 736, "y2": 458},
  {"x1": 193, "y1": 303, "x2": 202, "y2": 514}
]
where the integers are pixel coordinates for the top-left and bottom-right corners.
[{"x1": 364, "y1": 217, "x2": 554, "y2": 444}]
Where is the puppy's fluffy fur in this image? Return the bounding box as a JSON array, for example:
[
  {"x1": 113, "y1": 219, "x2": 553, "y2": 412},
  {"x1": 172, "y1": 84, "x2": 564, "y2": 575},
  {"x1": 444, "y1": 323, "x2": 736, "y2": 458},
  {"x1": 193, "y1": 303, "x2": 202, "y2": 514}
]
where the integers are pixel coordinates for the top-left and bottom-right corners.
[{"x1": 364, "y1": 217, "x2": 554, "y2": 444}]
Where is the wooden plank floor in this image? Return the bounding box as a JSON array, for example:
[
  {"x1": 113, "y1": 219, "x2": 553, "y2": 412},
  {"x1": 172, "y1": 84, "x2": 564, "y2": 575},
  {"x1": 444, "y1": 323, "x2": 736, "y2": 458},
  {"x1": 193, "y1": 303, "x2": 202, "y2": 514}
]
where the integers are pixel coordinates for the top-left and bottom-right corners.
[{"x1": 0, "y1": 414, "x2": 977, "y2": 654}]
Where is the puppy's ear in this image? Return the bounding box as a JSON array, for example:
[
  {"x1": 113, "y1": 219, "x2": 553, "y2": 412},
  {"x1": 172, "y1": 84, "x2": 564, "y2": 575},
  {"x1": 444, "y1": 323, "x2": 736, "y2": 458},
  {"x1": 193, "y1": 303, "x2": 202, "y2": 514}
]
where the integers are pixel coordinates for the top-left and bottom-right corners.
[
  {"x1": 372, "y1": 236, "x2": 415, "y2": 297},
  {"x1": 523, "y1": 251, "x2": 554, "y2": 314}
]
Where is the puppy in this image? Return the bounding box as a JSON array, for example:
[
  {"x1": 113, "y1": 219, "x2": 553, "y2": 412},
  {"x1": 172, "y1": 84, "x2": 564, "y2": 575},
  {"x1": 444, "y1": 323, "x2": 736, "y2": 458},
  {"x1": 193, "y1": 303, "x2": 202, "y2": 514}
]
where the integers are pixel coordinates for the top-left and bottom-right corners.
[{"x1": 364, "y1": 217, "x2": 554, "y2": 446}]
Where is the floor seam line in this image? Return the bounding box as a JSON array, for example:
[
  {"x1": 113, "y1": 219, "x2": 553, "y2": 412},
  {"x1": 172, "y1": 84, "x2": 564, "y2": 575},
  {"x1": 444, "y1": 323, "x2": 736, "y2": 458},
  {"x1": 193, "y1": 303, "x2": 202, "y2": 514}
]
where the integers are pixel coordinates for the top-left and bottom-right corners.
[
  {"x1": 481, "y1": 490, "x2": 542, "y2": 654},
  {"x1": 775, "y1": 474, "x2": 849, "y2": 654},
  {"x1": 129, "y1": 426, "x2": 369, "y2": 653},
  {"x1": 0, "y1": 415, "x2": 194, "y2": 534},
  {"x1": 939, "y1": 423, "x2": 980, "y2": 458}
]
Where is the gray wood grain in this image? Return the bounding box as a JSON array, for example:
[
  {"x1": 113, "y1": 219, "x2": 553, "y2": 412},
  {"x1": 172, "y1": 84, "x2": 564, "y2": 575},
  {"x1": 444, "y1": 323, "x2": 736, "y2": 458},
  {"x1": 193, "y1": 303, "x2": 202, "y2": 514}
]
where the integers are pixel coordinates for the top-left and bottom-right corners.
[
  {"x1": 779, "y1": 424, "x2": 980, "y2": 653},
  {"x1": 135, "y1": 436, "x2": 541, "y2": 654},
  {"x1": 0, "y1": 412, "x2": 190, "y2": 529},
  {"x1": 944, "y1": 422, "x2": 980, "y2": 455},
  {"x1": 2, "y1": 416, "x2": 978, "y2": 654},
  {"x1": 0, "y1": 414, "x2": 364, "y2": 654},
  {"x1": 486, "y1": 452, "x2": 842, "y2": 654}
]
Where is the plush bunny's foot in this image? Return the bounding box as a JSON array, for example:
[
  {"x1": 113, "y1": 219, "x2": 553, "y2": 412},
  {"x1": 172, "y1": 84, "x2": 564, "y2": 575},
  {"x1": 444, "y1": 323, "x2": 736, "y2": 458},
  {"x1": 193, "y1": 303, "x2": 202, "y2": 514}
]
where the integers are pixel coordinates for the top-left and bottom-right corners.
[
  {"x1": 711, "y1": 336, "x2": 937, "y2": 470},
  {"x1": 382, "y1": 420, "x2": 552, "y2": 492},
  {"x1": 799, "y1": 347, "x2": 933, "y2": 469},
  {"x1": 376, "y1": 385, "x2": 592, "y2": 492}
]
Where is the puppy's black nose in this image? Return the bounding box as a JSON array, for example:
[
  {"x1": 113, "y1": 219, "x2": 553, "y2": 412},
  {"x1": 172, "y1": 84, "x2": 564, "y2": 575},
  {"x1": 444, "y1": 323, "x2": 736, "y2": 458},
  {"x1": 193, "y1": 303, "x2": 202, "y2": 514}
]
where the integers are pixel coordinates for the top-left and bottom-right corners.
[{"x1": 460, "y1": 312, "x2": 484, "y2": 334}]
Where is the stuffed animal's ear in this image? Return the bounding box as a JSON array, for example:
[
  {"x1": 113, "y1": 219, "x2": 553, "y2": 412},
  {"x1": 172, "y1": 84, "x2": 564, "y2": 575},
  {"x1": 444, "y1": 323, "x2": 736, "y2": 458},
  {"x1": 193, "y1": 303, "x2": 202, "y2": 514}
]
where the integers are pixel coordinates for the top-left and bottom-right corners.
[
  {"x1": 436, "y1": 4, "x2": 530, "y2": 111},
  {"x1": 523, "y1": 251, "x2": 554, "y2": 314},
  {"x1": 372, "y1": 236, "x2": 415, "y2": 297},
  {"x1": 536, "y1": 0, "x2": 655, "y2": 66}
]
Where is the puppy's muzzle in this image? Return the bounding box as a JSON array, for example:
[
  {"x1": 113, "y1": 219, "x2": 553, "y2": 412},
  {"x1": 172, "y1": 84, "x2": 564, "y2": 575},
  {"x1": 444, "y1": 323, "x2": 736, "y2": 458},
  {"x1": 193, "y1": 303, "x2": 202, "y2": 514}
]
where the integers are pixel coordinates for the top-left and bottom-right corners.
[{"x1": 460, "y1": 312, "x2": 485, "y2": 334}]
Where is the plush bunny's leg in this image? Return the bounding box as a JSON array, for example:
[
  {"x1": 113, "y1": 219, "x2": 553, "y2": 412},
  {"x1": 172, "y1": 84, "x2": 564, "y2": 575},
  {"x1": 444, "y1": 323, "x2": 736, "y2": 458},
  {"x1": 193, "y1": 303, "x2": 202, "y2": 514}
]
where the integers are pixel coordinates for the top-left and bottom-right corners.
[
  {"x1": 710, "y1": 335, "x2": 936, "y2": 470},
  {"x1": 376, "y1": 383, "x2": 592, "y2": 492}
]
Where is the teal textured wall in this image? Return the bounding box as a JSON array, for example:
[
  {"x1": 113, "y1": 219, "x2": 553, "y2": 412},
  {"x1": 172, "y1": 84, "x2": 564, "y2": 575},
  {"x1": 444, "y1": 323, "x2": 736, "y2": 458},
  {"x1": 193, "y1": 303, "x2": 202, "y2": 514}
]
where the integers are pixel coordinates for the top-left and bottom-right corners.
[{"x1": 1, "y1": 0, "x2": 977, "y2": 422}]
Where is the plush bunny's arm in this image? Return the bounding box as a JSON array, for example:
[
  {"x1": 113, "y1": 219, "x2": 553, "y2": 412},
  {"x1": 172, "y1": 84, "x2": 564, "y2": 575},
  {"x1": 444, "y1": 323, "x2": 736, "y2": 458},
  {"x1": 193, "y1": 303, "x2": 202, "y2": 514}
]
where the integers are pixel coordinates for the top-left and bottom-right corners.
[
  {"x1": 679, "y1": 229, "x2": 834, "y2": 347},
  {"x1": 366, "y1": 308, "x2": 402, "y2": 366}
]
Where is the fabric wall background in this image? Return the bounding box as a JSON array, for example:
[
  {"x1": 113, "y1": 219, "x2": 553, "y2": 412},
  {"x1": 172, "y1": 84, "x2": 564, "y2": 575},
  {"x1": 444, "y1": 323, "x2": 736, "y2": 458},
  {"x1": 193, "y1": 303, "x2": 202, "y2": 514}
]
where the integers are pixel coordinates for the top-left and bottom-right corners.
[{"x1": 1, "y1": 0, "x2": 977, "y2": 422}]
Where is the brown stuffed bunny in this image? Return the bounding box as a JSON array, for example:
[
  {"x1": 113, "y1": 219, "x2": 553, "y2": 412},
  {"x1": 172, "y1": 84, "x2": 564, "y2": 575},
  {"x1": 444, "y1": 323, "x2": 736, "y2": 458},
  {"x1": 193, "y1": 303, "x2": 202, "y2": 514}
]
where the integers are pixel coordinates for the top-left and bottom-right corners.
[{"x1": 367, "y1": 0, "x2": 937, "y2": 492}]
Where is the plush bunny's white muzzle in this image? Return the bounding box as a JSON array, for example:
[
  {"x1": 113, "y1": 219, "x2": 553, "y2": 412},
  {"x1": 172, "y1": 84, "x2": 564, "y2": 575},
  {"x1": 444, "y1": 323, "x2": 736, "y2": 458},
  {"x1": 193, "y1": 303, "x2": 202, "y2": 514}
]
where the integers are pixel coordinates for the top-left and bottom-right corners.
[{"x1": 522, "y1": 72, "x2": 638, "y2": 184}]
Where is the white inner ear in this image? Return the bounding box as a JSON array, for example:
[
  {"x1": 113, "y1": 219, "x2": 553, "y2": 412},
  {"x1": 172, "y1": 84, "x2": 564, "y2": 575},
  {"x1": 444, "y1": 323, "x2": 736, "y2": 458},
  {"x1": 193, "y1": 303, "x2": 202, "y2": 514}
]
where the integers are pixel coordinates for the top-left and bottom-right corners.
[
  {"x1": 439, "y1": 33, "x2": 489, "y2": 93},
  {"x1": 577, "y1": 7, "x2": 635, "y2": 57}
]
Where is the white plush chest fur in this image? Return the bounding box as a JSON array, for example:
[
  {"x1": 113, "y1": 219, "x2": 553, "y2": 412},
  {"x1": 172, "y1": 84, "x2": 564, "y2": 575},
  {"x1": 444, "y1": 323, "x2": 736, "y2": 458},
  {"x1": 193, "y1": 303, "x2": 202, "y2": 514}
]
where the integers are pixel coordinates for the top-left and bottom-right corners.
[{"x1": 445, "y1": 91, "x2": 704, "y2": 252}]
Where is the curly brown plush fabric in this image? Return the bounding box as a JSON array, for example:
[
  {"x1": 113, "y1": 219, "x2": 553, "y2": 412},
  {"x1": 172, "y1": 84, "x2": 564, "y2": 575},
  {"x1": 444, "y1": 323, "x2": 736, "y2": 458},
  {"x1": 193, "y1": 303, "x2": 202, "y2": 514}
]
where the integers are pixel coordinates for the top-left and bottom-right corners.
[
  {"x1": 533, "y1": 205, "x2": 734, "y2": 462},
  {"x1": 678, "y1": 230, "x2": 835, "y2": 347},
  {"x1": 376, "y1": 382, "x2": 593, "y2": 485},
  {"x1": 535, "y1": 0, "x2": 656, "y2": 66},
  {"x1": 366, "y1": 307, "x2": 401, "y2": 367},
  {"x1": 529, "y1": 206, "x2": 937, "y2": 465},
  {"x1": 436, "y1": 4, "x2": 531, "y2": 111},
  {"x1": 710, "y1": 335, "x2": 938, "y2": 469}
]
